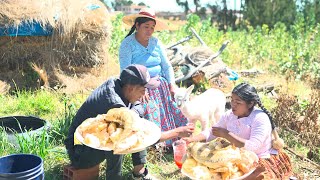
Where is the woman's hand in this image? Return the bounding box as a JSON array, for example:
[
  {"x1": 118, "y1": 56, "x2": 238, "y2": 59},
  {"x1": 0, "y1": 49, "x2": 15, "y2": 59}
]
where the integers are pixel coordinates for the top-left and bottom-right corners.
[
  {"x1": 176, "y1": 124, "x2": 194, "y2": 138},
  {"x1": 211, "y1": 127, "x2": 229, "y2": 138},
  {"x1": 159, "y1": 123, "x2": 194, "y2": 142}
]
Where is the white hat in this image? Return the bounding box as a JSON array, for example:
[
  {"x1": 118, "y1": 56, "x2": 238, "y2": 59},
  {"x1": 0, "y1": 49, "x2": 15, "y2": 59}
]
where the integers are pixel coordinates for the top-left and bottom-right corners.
[{"x1": 122, "y1": 8, "x2": 168, "y2": 31}]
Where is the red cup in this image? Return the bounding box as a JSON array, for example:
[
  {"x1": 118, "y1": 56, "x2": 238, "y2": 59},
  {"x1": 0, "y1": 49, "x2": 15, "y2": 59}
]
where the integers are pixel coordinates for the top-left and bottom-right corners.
[{"x1": 172, "y1": 140, "x2": 187, "y2": 169}]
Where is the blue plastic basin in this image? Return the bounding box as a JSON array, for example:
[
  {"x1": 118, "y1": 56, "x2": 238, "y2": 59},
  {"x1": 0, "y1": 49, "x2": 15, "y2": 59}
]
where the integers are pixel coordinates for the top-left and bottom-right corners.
[{"x1": 0, "y1": 154, "x2": 44, "y2": 180}]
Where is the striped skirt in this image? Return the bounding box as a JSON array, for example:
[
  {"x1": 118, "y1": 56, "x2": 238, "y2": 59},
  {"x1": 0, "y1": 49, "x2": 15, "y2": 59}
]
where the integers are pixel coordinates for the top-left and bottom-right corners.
[
  {"x1": 142, "y1": 77, "x2": 188, "y2": 146},
  {"x1": 258, "y1": 151, "x2": 293, "y2": 179}
]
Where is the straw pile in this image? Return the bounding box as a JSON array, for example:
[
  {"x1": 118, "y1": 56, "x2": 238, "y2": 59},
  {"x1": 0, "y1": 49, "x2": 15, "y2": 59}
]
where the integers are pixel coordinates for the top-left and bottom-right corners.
[{"x1": 0, "y1": 0, "x2": 115, "y2": 92}]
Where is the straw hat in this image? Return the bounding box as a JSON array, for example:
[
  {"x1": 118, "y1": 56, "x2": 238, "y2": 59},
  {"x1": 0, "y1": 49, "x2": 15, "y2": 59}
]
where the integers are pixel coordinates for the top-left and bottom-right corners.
[{"x1": 122, "y1": 8, "x2": 168, "y2": 31}]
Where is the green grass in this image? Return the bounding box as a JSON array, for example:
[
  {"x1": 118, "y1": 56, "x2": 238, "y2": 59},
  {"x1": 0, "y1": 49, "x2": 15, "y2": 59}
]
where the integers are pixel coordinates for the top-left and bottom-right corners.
[
  {"x1": 0, "y1": 90, "x2": 63, "y2": 120},
  {"x1": 0, "y1": 90, "x2": 86, "y2": 179},
  {"x1": 0, "y1": 13, "x2": 319, "y2": 179},
  {"x1": 0, "y1": 84, "x2": 318, "y2": 179}
]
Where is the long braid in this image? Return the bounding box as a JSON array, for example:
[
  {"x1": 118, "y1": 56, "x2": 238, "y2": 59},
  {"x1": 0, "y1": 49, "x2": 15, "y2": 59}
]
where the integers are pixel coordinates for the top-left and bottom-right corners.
[
  {"x1": 256, "y1": 98, "x2": 276, "y2": 130},
  {"x1": 254, "y1": 90, "x2": 284, "y2": 150},
  {"x1": 233, "y1": 82, "x2": 284, "y2": 149},
  {"x1": 125, "y1": 25, "x2": 136, "y2": 38}
]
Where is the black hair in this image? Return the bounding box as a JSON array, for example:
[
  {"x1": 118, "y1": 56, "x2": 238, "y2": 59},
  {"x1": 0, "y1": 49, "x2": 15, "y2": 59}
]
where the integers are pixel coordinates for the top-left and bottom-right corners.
[
  {"x1": 232, "y1": 82, "x2": 275, "y2": 130},
  {"x1": 125, "y1": 17, "x2": 156, "y2": 38},
  {"x1": 119, "y1": 75, "x2": 145, "y2": 87}
]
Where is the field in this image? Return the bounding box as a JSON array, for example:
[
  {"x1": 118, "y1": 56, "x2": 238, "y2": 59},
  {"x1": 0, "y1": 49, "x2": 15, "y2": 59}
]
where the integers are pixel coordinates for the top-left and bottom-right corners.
[{"x1": 0, "y1": 13, "x2": 320, "y2": 179}]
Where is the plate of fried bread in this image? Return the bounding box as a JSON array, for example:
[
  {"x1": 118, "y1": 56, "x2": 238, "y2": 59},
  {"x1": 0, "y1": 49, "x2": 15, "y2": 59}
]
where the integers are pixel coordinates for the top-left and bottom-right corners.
[
  {"x1": 74, "y1": 107, "x2": 161, "y2": 154},
  {"x1": 181, "y1": 138, "x2": 258, "y2": 180}
]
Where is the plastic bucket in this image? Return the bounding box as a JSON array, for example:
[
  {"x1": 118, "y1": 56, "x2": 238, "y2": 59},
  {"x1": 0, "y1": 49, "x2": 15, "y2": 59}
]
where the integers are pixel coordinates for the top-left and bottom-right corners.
[
  {"x1": 0, "y1": 116, "x2": 50, "y2": 145},
  {"x1": 0, "y1": 154, "x2": 44, "y2": 180}
]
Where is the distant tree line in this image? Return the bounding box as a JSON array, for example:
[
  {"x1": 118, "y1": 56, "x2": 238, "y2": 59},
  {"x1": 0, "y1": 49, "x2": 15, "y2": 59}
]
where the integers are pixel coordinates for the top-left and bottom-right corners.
[
  {"x1": 175, "y1": 0, "x2": 320, "y2": 31},
  {"x1": 103, "y1": 0, "x2": 320, "y2": 31}
]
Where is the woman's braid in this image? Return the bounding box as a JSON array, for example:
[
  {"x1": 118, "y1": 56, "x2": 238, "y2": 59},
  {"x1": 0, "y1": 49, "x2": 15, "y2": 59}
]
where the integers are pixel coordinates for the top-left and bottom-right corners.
[
  {"x1": 125, "y1": 25, "x2": 136, "y2": 38},
  {"x1": 256, "y1": 98, "x2": 275, "y2": 130}
]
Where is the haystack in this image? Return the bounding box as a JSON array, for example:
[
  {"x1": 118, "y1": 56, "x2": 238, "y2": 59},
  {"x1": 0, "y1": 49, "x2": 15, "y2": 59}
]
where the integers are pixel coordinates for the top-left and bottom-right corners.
[{"x1": 0, "y1": 0, "x2": 116, "y2": 93}]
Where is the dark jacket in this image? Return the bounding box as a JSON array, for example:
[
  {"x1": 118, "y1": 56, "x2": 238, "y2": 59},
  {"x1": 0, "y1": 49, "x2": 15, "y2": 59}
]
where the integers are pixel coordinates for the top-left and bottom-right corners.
[{"x1": 64, "y1": 78, "x2": 144, "y2": 151}]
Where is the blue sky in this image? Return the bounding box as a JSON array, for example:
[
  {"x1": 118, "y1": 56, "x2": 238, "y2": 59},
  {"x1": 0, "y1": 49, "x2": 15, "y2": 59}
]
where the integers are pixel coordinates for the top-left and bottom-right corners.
[{"x1": 131, "y1": 0, "x2": 241, "y2": 12}]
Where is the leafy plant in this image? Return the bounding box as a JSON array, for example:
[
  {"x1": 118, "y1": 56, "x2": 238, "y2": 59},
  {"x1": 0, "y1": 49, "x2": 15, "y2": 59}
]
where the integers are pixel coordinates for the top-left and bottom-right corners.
[
  {"x1": 50, "y1": 94, "x2": 77, "y2": 144},
  {"x1": 13, "y1": 129, "x2": 51, "y2": 158},
  {"x1": 108, "y1": 13, "x2": 127, "y2": 59},
  {"x1": 0, "y1": 127, "x2": 16, "y2": 156}
]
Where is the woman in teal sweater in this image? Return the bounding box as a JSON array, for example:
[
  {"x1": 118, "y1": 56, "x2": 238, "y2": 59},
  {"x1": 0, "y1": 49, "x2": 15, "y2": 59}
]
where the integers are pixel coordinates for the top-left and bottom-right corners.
[{"x1": 119, "y1": 8, "x2": 188, "y2": 146}]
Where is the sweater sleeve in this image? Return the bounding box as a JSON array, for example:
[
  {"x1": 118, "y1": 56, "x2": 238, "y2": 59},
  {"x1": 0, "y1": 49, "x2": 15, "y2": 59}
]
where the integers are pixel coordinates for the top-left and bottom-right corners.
[
  {"x1": 119, "y1": 39, "x2": 133, "y2": 71},
  {"x1": 201, "y1": 112, "x2": 228, "y2": 142},
  {"x1": 158, "y1": 41, "x2": 175, "y2": 84},
  {"x1": 244, "y1": 114, "x2": 271, "y2": 153}
]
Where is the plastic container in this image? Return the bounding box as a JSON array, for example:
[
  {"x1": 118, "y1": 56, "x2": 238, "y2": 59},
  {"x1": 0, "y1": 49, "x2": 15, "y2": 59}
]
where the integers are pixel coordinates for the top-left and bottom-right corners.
[
  {"x1": 0, "y1": 116, "x2": 50, "y2": 145},
  {"x1": 0, "y1": 154, "x2": 44, "y2": 180},
  {"x1": 172, "y1": 140, "x2": 187, "y2": 169}
]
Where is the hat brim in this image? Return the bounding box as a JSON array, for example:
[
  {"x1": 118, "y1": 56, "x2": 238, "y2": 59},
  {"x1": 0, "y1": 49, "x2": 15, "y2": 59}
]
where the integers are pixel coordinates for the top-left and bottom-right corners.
[
  {"x1": 144, "y1": 76, "x2": 160, "y2": 89},
  {"x1": 122, "y1": 14, "x2": 169, "y2": 31}
]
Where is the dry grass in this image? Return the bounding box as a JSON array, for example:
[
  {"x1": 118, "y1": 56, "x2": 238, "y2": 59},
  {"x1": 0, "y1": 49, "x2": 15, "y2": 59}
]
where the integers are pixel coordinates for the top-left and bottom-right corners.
[
  {"x1": 0, "y1": 0, "x2": 110, "y2": 36},
  {"x1": 55, "y1": 57, "x2": 120, "y2": 94},
  {"x1": 161, "y1": 18, "x2": 186, "y2": 31},
  {"x1": 0, "y1": 0, "x2": 113, "y2": 93}
]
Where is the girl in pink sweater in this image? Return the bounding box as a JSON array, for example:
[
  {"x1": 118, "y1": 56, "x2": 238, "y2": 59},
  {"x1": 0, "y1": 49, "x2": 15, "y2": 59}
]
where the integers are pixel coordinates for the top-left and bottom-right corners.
[{"x1": 183, "y1": 83, "x2": 292, "y2": 179}]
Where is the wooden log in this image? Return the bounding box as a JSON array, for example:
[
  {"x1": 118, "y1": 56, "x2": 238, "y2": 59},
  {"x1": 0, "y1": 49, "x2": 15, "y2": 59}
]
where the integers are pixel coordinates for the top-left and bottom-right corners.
[{"x1": 284, "y1": 146, "x2": 320, "y2": 170}]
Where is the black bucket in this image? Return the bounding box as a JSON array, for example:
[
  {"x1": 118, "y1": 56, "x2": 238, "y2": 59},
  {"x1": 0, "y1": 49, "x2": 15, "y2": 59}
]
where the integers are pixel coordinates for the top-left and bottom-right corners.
[
  {"x1": 0, "y1": 154, "x2": 44, "y2": 180},
  {"x1": 0, "y1": 116, "x2": 50, "y2": 145}
]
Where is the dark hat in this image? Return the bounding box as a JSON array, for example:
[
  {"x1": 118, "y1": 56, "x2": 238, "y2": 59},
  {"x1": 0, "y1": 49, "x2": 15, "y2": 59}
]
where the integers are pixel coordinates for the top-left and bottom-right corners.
[{"x1": 120, "y1": 64, "x2": 160, "y2": 89}]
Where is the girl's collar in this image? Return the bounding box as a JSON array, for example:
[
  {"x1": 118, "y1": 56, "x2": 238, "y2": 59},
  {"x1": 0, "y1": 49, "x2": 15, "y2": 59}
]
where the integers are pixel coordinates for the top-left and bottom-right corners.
[{"x1": 236, "y1": 106, "x2": 257, "y2": 119}]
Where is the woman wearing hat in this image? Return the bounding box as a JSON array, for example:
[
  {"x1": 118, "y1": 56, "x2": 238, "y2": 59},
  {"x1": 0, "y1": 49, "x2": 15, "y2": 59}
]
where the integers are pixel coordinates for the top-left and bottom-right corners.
[{"x1": 119, "y1": 8, "x2": 188, "y2": 147}]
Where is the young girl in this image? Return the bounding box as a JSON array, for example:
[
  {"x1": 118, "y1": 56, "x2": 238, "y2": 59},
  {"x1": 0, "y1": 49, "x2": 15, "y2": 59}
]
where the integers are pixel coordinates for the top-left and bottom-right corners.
[{"x1": 183, "y1": 82, "x2": 292, "y2": 179}]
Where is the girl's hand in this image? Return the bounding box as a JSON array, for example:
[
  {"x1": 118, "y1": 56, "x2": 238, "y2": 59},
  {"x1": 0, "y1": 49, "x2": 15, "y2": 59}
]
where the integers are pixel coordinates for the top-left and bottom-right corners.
[{"x1": 211, "y1": 127, "x2": 229, "y2": 138}]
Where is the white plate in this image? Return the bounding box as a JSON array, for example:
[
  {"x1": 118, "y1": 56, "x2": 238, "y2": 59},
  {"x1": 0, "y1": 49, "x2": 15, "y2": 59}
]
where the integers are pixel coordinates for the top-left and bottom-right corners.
[
  {"x1": 74, "y1": 119, "x2": 161, "y2": 154},
  {"x1": 230, "y1": 168, "x2": 256, "y2": 180},
  {"x1": 181, "y1": 168, "x2": 196, "y2": 179},
  {"x1": 181, "y1": 167, "x2": 256, "y2": 180}
]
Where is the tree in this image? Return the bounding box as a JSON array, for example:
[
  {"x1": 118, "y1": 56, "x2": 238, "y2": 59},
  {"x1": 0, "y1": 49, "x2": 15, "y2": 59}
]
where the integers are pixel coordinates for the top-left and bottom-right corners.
[
  {"x1": 138, "y1": 2, "x2": 146, "y2": 6},
  {"x1": 299, "y1": 0, "x2": 320, "y2": 27},
  {"x1": 176, "y1": 0, "x2": 190, "y2": 15},
  {"x1": 196, "y1": 7, "x2": 207, "y2": 19},
  {"x1": 194, "y1": 0, "x2": 201, "y2": 13},
  {"x1": 221, "y1": 0, "x2": 227, "y2": 30},
  {"x1": 243, "y1": 0, "x2": 297, "y2": 28},
  {"x1": 113, "y1": 0, "x2": 133, "y2": 11},
  {"x1": 207, "y1": 1, "x2": 237, "y2": 31},
  {"x1": 207, "y1": 4, "x2": 219, "y2": 25}
]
